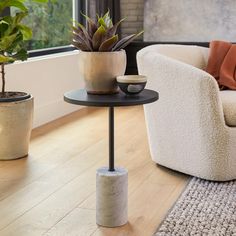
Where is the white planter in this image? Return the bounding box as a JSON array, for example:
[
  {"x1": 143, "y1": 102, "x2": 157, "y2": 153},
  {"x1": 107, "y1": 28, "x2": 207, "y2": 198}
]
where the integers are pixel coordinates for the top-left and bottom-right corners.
[
  {"x1": 78, "y1": 50, "x2": 127, "y2": 94},
  {"x1": 0, "y1": 96, "x2": 33, "y2": 160}
]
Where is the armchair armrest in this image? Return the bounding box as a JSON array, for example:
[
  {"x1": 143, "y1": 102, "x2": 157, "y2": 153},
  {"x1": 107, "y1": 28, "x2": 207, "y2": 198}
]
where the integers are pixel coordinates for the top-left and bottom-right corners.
[
  {"x1": 137, "y1": 50, "x2": 224, "y2": 120},
  {"x1": 137, "y1": 49, "x2": 216, "y2": 91}
]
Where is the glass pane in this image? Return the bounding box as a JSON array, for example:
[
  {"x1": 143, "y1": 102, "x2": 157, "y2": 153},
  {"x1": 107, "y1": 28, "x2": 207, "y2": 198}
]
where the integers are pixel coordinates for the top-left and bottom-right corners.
[{"x1": 12, "y1": 0, "x2": 73, "y2": 50}]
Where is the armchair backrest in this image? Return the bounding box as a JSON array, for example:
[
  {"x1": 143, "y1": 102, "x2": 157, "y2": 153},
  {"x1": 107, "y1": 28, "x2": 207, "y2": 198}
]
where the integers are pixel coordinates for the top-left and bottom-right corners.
[{"x1": 138, "y1": 44, "x2": 209, "y2": 70}]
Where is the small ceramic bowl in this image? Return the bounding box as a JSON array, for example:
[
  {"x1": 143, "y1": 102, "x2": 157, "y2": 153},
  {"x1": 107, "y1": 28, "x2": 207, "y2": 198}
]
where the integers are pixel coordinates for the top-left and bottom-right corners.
[{"x1": 116, "y1": 75, "x2": 147, "y2": 95}]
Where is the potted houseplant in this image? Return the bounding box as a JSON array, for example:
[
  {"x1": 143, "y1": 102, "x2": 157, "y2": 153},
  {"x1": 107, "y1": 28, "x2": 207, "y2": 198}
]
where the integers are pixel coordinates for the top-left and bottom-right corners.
[
  {"x1": 72, "y1": 12, "x2": 143, "y2": 94},
  {"x1": 0, "y1": 0, "x2": 46, "y2": 160}
]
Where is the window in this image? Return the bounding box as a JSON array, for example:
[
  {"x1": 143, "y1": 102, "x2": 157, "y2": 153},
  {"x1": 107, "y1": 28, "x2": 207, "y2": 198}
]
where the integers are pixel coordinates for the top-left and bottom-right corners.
[
  {"x1": 24, "y1": 0, "x2": 73, "y2": 51},
  {"x1": 11, "y1": 0, "x2": 86, "y2": 55}
]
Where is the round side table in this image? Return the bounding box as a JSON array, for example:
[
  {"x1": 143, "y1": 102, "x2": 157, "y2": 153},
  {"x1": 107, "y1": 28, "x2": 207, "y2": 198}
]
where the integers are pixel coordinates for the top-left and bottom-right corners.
[{"x1": 64, "y1": 89, "x2": 159, "y2": 227}]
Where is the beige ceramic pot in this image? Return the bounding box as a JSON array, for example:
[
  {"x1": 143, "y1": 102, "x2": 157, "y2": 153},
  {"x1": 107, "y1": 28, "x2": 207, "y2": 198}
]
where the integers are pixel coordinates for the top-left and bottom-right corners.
[
  {"x1": 78, "y1": 50, "x2": 127, "y2": 94},
  {"x1": 0, "y1": 96, "x2": 33, "y2": 160}
]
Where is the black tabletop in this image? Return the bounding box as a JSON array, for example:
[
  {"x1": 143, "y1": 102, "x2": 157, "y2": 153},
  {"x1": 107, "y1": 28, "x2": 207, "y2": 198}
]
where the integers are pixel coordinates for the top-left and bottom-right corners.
[{"x1": 64, "y1": 89, "x2": 159, "y2": 107}]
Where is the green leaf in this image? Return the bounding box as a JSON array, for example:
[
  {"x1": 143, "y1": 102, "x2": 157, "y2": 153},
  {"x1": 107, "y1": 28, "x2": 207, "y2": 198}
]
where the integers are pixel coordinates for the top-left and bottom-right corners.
[
  {"x1": 0, "y1": 0, "x2": 27, "y2": 13},
  {"x1": 72, "y1": 32, "x2": 90, "y2": 51},
  {"x1": 105, "y1": 18, "x2": 124, "y2": 39},
  {"x1": 12, "y1": 48, "x2": 28, "y2": 61},
  {"x1": 71, "y1": 41, "x2": 90, "y2": 51},
  {"x1": 72, "y1": 26, "x2": 84, "y2": 42},
  {"x1": 98, "y1": 11, "x2": 112, "y2": 29},
  {"x1": 1, "y1": 15, "x2": 13, "y2": 24},
  {"x1": 17, "y1": 24, "x2": 32, "y2": 40},
  {"x1": 13, "y1": 12, "x2": 28, "y2": 25},
  {"x1": 32, "y1": 0, "x2": 48, "y2": 3},
  {"x1": 1, "y1": 12, "x2": 28, "y2": 39},
  {"x1": 73, "y1": 24, "x2": 92, "y2": 51},
  {"x1": 1, "y1": 16, "x2": 15, "y2": 39},
  {"x1": 5, "y1": 32, "x2": 23, "y2": 53},
  {"x1": 77, "y1": 23, "x2": 92, "y2": 50},
  {"x1": 72, "y1": 25, "x2": 82, "y2": 36},
  {"x1": 102, "y1": 10, "x2": 113, "y2": 28},
  {"x1": 112, "y1": 34, "x2": 135, "y2": 51},
  {"x1": 99, "y1": 34, "x2": 118, "y2": 52},
  {"x1": 0, "y1": 54, "x2": 15, "y2": 63},
  {"x1": 77, "y1": 23, "x2": 91, "y2": 40},
  {"x1": 0, "y1": 32, "x2": 18, "y2": 51},
  {"x1": 113, "y1": 30, "x2": 144, "y2": 51},
  {"x1": 98, "y1": 17, "x2": 107, "y2": 28},
  {"x1": 0, "y1": 20, "x2": 9, "y2": 38},
  {"x1": 92, "y1": 25, "x2": 106, "y2": 51}
]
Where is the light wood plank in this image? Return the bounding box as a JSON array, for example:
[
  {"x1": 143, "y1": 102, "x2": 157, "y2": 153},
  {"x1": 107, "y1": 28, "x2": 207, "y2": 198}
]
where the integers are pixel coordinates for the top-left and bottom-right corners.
[
  {"x1": 0, "y1": 106, "x2": 189, "y2": 236},
  {"x1": 44, "y1": 208, "x2": 97, "y2": 236},
  {"x1": 0, "y1": 135, "x2": 148, "y2": 235},
  {"x1": 0, "y1": 106, "x2": 138, "y2": 201}
]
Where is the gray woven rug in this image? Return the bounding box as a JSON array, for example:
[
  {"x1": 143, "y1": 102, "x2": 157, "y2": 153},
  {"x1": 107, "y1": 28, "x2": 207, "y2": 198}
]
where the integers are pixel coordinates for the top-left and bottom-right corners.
[{"x1": 155, "y1": 177, "x2": 236, "y2": 236}]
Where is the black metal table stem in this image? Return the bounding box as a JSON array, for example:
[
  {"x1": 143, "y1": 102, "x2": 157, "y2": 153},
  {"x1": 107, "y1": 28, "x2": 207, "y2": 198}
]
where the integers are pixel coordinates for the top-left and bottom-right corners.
[
  {"x1": 64, "y1": 89, "x2": 159, "y2": 172},
  {"x1": 109, "y1": 107, "x2": 115, "y2": 171}
]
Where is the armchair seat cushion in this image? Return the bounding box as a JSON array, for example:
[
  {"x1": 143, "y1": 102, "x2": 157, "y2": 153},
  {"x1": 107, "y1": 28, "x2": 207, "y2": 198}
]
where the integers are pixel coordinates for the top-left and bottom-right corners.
[{"x1": 220, "y1": 90, "x2": 236, "y2": 127}]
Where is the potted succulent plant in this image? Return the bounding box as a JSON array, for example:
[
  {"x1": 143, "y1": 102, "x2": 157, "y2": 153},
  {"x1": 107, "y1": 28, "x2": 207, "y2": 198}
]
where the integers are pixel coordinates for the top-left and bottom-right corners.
[
  {"x1": 0, "y1": 0, "x2": 46, "y2": 160},
  {"x1": 72, "y1": 12, "x2": 143, "y2": 94}
]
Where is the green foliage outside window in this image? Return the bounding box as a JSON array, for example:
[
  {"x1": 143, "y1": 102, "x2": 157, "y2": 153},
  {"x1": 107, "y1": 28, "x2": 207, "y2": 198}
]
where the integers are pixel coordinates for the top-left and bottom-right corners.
[{"x1": 17, "y1": 0, "x2": 73, "y2": 50}]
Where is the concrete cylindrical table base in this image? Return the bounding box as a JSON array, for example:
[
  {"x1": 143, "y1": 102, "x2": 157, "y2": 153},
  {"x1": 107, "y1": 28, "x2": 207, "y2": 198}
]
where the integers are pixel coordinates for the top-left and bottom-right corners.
[{"x1": 96, "y1": 167, "x2": 128, "y2": 227}]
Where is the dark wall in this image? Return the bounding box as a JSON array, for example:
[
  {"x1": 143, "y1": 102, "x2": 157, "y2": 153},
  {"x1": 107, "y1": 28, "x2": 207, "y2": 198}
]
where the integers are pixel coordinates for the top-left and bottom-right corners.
[{"x1": 125, "y1": 41, "x2": 210, "y2": 75}]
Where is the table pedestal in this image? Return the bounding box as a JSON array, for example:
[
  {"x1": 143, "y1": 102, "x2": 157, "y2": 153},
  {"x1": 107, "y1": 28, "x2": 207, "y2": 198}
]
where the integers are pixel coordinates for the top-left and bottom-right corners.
[
  {"x1": 64, "y1": 89, "x2": 158, "y2": 228},
  {"x1": 96, "y1": 167, "x2": 128, "y2": 227}
]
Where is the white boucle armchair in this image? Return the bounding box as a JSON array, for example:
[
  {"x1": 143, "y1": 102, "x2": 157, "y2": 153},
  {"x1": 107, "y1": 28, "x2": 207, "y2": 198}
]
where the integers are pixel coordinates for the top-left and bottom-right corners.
[{"x1": 137, "y1": 45, "x2": 236, "y2": 181}]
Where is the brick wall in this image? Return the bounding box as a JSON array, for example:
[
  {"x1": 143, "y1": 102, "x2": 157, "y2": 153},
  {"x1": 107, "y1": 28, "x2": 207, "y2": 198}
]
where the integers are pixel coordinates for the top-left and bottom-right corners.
[
  {"x1": 88, "y1": 0, "x2": 144, "y2": 40},
  {"x1": 120, "y1": 0, "x2": 144, "y2": 40}
]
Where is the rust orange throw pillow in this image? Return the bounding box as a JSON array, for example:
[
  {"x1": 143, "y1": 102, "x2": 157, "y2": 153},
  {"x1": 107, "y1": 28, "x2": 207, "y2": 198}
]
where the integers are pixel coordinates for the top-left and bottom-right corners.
[{"x1": 206, "y1": 41, "x2": 236, "y2": 90}]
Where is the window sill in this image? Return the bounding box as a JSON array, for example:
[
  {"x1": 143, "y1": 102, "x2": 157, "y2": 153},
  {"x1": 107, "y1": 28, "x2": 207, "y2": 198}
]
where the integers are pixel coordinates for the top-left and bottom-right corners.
[{"x1": 12, "y1": 50, "x2": 79, "y2": 65}]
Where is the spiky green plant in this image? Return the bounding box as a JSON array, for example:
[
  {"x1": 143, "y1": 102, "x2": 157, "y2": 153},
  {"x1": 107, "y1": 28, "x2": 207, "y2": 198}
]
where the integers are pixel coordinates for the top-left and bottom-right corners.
[
  {"x1": 0, "y1": 0, "x2": 47, "y2": 96},
  {"x1": 72, "y1": 11, "x2": 144, "y2": 52}
]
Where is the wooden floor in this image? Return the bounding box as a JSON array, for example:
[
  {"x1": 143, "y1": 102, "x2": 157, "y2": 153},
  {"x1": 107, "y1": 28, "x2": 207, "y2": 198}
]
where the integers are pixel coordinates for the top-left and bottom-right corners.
[{"x1": 0, "y1": 106, "x2": 188, "y2": 236}]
